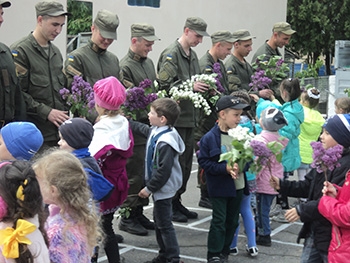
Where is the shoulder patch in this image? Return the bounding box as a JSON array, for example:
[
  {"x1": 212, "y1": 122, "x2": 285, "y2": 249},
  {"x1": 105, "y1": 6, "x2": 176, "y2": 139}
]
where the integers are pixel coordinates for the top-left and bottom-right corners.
[
  {"x1": 68, "y1": 55, "x2": 74, "y2": 62},
  {"x1": 14, "y1": 62, "x2": 27, "y2": 76},
  {"x1": 65, "y1": 64, "x2": 82, "y2": 77},
  {"x1": 166, "y1": 54, "x2": 172, "y2": 61}
]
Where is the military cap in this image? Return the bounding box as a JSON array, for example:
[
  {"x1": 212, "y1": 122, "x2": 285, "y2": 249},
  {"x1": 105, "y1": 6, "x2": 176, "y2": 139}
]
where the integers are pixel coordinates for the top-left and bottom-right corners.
[
  {"x1": 184, "y1": 17, "x2": 209, "y2": 37},
  {"x1": 94, "y1": 9, "x2": 119, "y2": 40},
  {"x1": 131, "y1": 23, "x2": 160, "y2": 41},
  {"x1": 0, "y1": 0, "x2": 11, "y2": 8},
  {"x1": 211, "y1": 30, "x2": 235, "y2": 44},
  {"x1": 232, "y1": 29, "x2": 256, "y2": 42},
  {"x1": 35, "y1": 1, "x2": 70, "y2": 17},
  {"x1": 273, "y1": 22, "x2": 296, "y2": 35}
]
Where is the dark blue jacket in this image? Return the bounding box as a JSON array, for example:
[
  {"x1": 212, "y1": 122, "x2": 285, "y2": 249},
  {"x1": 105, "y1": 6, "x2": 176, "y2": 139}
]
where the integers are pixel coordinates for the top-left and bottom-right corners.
[{"x1": 198, "y1": 123, "x2": 248, "y2": 197}]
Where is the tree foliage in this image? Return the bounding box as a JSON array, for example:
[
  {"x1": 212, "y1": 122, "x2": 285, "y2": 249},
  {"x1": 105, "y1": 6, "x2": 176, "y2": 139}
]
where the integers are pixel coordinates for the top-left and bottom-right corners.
[
  {"x1": 67, "y1": 0, "x2": 92, "y2": 35},
  {"x1": 287, "y1": 0, "x2": 350, "y2": 74}
]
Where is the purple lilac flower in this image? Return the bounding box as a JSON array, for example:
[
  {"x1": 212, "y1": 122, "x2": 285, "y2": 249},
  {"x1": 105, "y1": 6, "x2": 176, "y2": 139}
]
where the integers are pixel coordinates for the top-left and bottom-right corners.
[
  {"x1": 249, "y1": 69, "x2": 272, "y2": 91},
  {"x1": 310, "y1": 141, "x2": 343, "y2": 174},
  {"x1": 250, "y1": 140, "x2": 273, "y2": 166},
  {"x1": 212, "y1": 62, "x2": 225, "y2": 93},
  {"x1": 124, "y1": 79, "x2": 158, "y2": 113}
]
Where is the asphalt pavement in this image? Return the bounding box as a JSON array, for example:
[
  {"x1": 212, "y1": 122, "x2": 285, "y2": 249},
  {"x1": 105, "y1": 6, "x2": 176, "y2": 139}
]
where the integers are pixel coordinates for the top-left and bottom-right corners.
[{"x1": 97, "y1": 156, "x2": 304, "y2": 263}]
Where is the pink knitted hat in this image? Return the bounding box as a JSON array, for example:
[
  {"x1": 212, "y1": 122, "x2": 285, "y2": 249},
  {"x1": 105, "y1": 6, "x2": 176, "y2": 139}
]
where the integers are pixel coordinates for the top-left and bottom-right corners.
[{"x1": 93, "y1": 76, "x2": 126, "y2": 110}]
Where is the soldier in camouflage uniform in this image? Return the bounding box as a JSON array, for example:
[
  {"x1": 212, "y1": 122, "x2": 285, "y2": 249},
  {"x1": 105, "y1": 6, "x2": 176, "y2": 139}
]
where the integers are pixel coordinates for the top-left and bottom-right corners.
[
  {"x1": 157, "y1": 17, "x2": 210, "y2": 223},
  {"x1": 119, "y1": 23, "x2": 159, "y2": 236},
  {"x1": 251, "y1": 22, "x2": 296, "y2": 103},
  {"x1": 11, "y1": 1, "x2": 70, "y2": 148},
  {"x1": 65, "y1": 9, "x2": 121, "y2": 88},
  {"x1": 196, "y1": 31, "x2": 235, "y2": 209},
  {"x1": 0, "y1": 0, "x2": 26, "y2": 125},
  {"x1": 225, "y1": 29, "x2": 261, "y2": 116}
]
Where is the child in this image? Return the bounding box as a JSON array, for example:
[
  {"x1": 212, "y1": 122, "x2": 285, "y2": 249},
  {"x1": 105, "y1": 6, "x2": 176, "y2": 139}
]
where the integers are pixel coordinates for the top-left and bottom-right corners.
[
  {"x1": 270, "y1": 114, "x2": 350, "y2": 262},
  {"x1": 297, "y1": 88, "x2": 324, "y2": 193},
  {"x1": 198, "y1": 95, "x2": 251, "y2": 263},
  {"x1": 0, "y1": 122, "x2": 43, "y2": 161},
  {"x1": 272, "y1": 78, "x2": 304, "y2": 223},
  {"x1": 88, "y1": 76, "x2": 134, "y2": 263},
  {"x1": 33, "y1": 150, "x2": 100, "y2": 263},
  {"x1": 319, "y1": 167, "x2": 350, "y2": 263},
  {"x1": 130, "y1": 98, "x2": 185, "y2": 263},
  {"x1": 229, "y1": 91, "x2": 258, "y2": 257},
  {"x1": 334, "y1": 97, "x2": 350, "y2": 114},
  {"x1": 58, "y1": 117, "x2": 116, "y2": 262},
  {"x1": 59, "y1": 118, "x2": 114, "y2": 203},
  {"x1": 0, "y1": 161, "x2": 49, "y2": 263},
  {"x1": 254, "y1": 107, "x2": 288, "y2": 247}
]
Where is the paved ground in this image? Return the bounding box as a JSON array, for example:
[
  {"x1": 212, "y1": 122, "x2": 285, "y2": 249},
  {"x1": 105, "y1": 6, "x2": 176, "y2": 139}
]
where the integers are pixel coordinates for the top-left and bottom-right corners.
[{"x1": 97, "y1": 157, "x2": 304, "y2": 263}]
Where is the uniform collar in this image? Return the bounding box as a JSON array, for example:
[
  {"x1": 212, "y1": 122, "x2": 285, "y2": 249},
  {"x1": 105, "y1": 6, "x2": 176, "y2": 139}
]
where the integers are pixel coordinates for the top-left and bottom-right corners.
[
  {"x1": 128, "y1": 49, "x2": 147, "y2": 62},
  {"x1": 89, "y1": 40, "x2": 106, "y2": 55}
]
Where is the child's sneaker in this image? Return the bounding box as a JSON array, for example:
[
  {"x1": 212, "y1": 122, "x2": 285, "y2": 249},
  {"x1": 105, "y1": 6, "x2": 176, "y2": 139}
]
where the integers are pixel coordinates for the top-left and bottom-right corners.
[
  {"x1": 207, "y1": 257, "x2": 221, "y2": 263},
  {"x1": 256, "y1": 235, "x2": 271, "y2": 247},
  {"x1": 230, "y1": 247, "x2": 238, "y2": 255},
  {"x1": 246, "y1": 245, "x2": 258, "y2": 257}
]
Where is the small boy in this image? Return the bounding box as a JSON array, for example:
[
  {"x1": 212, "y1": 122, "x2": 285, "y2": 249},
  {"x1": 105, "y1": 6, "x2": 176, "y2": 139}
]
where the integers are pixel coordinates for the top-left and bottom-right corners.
[
  {"x1": 254, "y1": 107, "x2": 288, "y2": 247},
  {"x1": 198, "y1": 95, "x2": 251, "y2": 263},
  {"x1": 131, "y1": 98, "x2": 185, "y2": 263},
  {"x1": 58, "y1": 117, "x2": 114, "y2": 203},
  {"x1": 0, "y1": 121, "x2": 43, "y2": 161}
]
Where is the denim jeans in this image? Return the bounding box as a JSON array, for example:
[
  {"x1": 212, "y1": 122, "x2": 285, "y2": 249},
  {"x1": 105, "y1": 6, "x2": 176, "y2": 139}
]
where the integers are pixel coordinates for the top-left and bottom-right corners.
[
  {"x1": 153, "y1": 197, "x2": 180, "y2": 261},
  {"x1": 301, "y1": 234, "x2": 328, "y2": 263},
  {"x1": 208, "y1": 190, "x2": 243, "y2": 259},
  {"x1": 231, "y1": 192, "x2": 257, "y2": 248},
  {"x1": 256, "y1": 193, "x2": 276, "y2": 236}
]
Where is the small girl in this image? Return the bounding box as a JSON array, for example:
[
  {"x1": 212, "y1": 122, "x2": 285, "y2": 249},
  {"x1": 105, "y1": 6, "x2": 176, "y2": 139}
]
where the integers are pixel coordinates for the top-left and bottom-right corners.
[
  {"x1": 272, "y1": 78, "x2": 304, "y2": 223},
  {"x1": 33, "y1": 150, "x2": 100, "y2": 263},
  {"x1": 297, "y1": 88, "x2": 324, "y2": 189},
  {"x1": 254, "y1": 107, "x2": 288, "y2": 247},
  {"x1": 0, "y1": 161, "x2": 50, "y2": 263},
  {"x1": 334, "y1": 97, "x2": 350, "y2": 114},
  {"x1": 89, "y1": 76, "x2": 134, "y2": 263},
  {"x1": 229, "y1": 91, "x2": 258, "y2": 257}
]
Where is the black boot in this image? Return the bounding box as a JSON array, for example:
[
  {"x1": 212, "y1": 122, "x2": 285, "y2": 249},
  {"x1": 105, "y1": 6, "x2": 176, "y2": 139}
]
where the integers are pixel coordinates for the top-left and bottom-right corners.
[
  {"x1": 172, "y1": 199, "x2": 188, "y2": 222},
  {"x1": 176, "y1": 198, "x2": 198, "y2": 219},
  {"x1": 119, "y1": 208, "x2": 148, "y2": 236},
  {"x1": 136, "y1": 205, "x2": 155, "y2": 230}
]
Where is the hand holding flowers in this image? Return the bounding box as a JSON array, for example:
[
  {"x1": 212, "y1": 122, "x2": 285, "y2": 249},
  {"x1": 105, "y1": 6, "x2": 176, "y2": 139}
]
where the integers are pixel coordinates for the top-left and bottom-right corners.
[
  {"x1": 60, "y1": 75, "x2": 94, "y2": 118},
  {"x1": 122, "y1": 79, "x2": 158, "y2": 120}
]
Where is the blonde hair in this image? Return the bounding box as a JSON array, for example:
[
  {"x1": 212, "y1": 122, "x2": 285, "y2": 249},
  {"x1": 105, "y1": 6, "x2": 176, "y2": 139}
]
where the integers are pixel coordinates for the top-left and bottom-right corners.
[{"x1": 33, "y1": 149, "x2": 101, "y2": 253}]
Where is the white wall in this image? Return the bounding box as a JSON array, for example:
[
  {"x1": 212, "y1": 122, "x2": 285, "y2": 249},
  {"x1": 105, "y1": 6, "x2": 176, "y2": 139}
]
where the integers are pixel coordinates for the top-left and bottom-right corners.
[{"x1": 2, "y1": 0, "x2": 287, "y2": 65}]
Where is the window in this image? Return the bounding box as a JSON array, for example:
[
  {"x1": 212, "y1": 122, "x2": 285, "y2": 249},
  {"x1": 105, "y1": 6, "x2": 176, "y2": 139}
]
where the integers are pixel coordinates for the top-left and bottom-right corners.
[{"x1": 128, "y1": 0, "x2": 160, "y2": 8}]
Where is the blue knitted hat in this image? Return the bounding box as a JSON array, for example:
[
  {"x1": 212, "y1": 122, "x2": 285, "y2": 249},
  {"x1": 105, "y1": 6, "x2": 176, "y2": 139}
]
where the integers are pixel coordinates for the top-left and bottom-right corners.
[{"x1": 1, "y1": 122, "x2": 43, "y2": 160}]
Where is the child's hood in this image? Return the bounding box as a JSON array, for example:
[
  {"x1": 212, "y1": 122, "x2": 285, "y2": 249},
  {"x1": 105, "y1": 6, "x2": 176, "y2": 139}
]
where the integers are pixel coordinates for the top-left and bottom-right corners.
[
  {"x1": 157, "y1": 128, "x2": 185, "y2": 154},
  {"x1": 282, "y1": 99, "x2": 304, "y2": 124}
]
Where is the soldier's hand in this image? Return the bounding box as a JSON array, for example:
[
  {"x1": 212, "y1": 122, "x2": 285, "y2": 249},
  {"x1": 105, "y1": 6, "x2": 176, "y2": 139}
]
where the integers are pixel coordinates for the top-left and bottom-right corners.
[
  {"x1": 258, "y1": 89, "x2": 274, "y2": 99},
  {"x1": 48, "y1": 109, "x2": 70, "y2": 127},
  {"x1": 193, "y1": 81, "x2": 209, "y2": 93}
]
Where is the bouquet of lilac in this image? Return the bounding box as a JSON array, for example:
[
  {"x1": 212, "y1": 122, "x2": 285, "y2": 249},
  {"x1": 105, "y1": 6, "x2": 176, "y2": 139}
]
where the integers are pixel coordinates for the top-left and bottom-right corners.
[
  {"x1": 310, "y1": 141, "x2": 343, "y2": 181},
  {"x1": 250, "y1": 139, "x2": 285, "y2": 174},
  {"x1": 122, "y1": 79, "x2": 158, "y2": 120},
  {"x1": 60, "y1": 75, "x2": 94, "y2": 118},
  {"x1": 249, "y1": 54, "x2": 289, "y2": 92}
]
